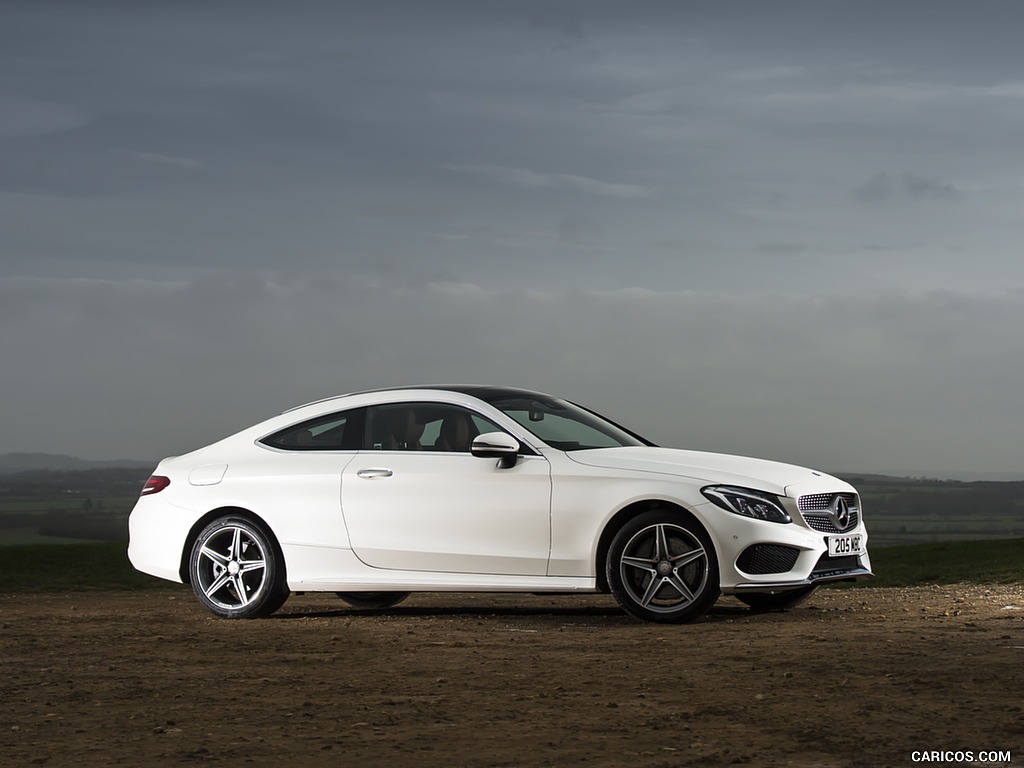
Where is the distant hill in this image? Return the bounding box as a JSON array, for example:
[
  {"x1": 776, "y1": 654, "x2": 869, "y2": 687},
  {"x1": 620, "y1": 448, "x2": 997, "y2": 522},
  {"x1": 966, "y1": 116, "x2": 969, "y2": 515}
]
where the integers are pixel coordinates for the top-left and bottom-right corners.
[
  {"x1": 0, "y1": 453, "x2": 155, "y2": 475},
  {"x1": 839, "y1": 471, "x2": 1024, "y2": 483}
]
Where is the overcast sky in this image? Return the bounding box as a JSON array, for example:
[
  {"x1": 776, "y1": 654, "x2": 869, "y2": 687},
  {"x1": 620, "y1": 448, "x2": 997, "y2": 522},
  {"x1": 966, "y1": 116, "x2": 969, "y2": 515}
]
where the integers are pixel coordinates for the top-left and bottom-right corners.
[{"x1": 3, "y1": 1, "x2": 1024, "y2": 477}]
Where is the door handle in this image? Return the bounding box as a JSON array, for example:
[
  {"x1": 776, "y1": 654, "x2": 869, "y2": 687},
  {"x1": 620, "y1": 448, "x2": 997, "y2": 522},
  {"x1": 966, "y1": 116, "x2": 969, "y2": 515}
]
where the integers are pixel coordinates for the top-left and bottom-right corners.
[{"x1": 357, "y1": 468, "x2": 393, "y2": 479}]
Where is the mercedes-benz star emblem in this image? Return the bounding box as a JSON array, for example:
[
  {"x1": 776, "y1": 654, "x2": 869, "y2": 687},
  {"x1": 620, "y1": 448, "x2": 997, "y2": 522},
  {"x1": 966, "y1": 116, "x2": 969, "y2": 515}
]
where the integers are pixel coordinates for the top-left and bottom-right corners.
[{"x1": 832, "y1": 496, "x2": 851, "y2": 530}]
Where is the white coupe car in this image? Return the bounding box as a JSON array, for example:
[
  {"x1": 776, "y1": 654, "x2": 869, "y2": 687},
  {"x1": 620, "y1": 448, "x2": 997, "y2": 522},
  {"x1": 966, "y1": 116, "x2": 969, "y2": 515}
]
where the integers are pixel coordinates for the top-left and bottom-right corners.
[{"x1": 128, "y1": 386, "x2": 871, "y2": 623}]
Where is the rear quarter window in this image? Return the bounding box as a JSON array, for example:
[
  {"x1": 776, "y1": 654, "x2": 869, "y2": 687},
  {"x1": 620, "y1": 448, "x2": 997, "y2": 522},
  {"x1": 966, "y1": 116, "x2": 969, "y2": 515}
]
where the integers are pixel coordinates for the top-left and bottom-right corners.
[{"x1": 261, "y1": 409, "x2": 363, "y2": 451}]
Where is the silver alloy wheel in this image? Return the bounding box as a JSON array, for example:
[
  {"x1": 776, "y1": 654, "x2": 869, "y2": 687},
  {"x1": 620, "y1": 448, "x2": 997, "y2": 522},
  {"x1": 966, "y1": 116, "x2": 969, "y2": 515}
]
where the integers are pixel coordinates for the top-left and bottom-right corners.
[
  {"x1": 618, "y1": 522, "x2": 709, "y2": 614},
  {"x1": 194, "y1": 524, "x2": 269, "y2": 611}
]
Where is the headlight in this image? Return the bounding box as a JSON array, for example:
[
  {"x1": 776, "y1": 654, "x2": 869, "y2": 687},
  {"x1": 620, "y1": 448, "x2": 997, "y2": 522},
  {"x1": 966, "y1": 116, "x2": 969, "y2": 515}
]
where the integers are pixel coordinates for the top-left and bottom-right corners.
[{"x1": 701, "y1": 486, "x2": 791, "y2": 524}]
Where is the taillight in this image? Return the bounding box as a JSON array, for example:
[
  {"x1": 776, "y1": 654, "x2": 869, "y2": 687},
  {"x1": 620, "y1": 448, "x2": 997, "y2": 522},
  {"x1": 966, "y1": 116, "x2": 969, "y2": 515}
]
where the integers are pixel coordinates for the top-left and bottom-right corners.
[{"x1": 141, "y1": 475, "x2": 171, "y2": 496}]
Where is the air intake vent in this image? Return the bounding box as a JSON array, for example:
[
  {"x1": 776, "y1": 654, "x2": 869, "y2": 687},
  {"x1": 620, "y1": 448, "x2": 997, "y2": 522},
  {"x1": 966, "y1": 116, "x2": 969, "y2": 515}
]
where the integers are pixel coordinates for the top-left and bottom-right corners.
[
  {"x1": 737, "y1": 544, "x2": 800, "y2": 575},
  {"x1": 811, "y1": 553, "x2": 861, "y2": 578}
]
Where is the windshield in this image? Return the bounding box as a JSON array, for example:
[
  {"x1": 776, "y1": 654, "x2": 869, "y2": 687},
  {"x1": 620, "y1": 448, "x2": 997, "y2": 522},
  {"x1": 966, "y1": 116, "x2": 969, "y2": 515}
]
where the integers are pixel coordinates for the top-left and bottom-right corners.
[{"x1": 485, "y1": 395, "x2": 649, "y2": 451}]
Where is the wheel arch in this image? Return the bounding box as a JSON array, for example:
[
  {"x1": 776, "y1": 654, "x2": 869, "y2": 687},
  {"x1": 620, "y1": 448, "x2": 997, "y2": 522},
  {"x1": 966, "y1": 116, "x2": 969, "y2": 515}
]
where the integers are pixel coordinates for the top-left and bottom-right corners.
[
  {"x1": 594, "y1": 499, "x2": 713, "y2": 593},
  {"x1": 178, "y1": 506, "x2": 286, "y2": 585}
]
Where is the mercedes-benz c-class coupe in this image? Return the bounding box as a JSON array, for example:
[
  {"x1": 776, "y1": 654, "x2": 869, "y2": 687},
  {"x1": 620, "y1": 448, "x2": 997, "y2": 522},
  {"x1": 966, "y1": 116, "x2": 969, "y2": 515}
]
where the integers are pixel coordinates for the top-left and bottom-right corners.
[{"x1": 128, "y1": 386, "x2": 871, "y2": 623}]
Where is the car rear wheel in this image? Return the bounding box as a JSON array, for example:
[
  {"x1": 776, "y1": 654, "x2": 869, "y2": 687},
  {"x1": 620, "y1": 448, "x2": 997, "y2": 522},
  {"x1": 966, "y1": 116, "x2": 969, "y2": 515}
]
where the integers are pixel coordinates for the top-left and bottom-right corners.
[
  {"x1": 189, "y1": 516, "x2": 289, "y2": 619},
  {"x1": 607, "y1": 510, "x2": 720, "y2": 623},
  {"x1": 736, "y1": 585, "x2": 817, "y2": 611},
  {"x1": 335, "y1": 591, "x2": 411, "y2": 609}
]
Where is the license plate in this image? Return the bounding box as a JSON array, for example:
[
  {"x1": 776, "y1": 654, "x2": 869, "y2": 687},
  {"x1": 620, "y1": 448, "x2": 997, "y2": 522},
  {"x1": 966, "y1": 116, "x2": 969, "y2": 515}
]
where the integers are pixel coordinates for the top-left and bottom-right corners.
[{"x1": 828, "y1": 534, "x2": 864, "y2": 557}]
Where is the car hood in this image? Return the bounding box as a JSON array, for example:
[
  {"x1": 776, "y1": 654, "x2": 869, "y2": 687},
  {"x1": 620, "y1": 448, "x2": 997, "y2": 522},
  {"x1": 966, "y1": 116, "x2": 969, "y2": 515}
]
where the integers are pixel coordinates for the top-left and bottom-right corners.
[{"x1": 565, "y1": 447, "x2": 842, "y2": 497}]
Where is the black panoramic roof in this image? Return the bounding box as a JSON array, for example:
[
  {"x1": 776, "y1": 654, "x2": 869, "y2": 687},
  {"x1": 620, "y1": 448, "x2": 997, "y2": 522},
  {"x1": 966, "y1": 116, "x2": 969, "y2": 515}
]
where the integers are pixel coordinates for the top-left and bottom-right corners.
[
  {"x1": 286, "y1": 385, "x2": 556, "y2": 414},
  {"x1": 348, "y1": 384, "x2": 556, "y2": 402}
]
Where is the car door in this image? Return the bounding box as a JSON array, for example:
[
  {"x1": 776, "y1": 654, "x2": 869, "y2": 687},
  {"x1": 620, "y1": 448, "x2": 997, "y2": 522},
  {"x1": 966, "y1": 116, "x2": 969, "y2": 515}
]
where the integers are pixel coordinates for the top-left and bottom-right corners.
[{"x1": 341, "y1": 402, "x2": 552, "y2": 576}]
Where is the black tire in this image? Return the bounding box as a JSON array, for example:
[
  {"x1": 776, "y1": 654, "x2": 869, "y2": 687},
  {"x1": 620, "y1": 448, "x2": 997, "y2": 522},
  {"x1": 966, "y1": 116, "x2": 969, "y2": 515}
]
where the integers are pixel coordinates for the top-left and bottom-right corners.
[
  {"x1": 335, "y1": 591, "x2": 410, "y2": 609},
  {"x1": 606, "y1": 509, "x2": 720, "y2": 623},
  {"x1": 736, "y1": 586, "x2": 817, "y2": 612},
  {"x1": 189, "y1": 516, "x2": 289, "y2": 619}
]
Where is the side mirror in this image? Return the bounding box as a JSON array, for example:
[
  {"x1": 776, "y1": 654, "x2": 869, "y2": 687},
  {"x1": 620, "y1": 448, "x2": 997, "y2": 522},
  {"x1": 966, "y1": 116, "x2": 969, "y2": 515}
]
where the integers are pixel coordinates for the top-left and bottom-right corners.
[{"x1": 471, "y1": 432, "x2": 520, "y2": 468}]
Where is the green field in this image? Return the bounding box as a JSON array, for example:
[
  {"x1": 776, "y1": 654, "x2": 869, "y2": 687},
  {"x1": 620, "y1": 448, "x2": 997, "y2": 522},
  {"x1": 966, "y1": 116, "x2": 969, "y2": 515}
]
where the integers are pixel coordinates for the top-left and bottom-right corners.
[
  {"x1": 0, "y1": 495, "x2": 139, "y2": 513},
  {"x1": 2, "y1": 470, "x2": 1019, "y2": 596},
  {"x1": 0, "y1": 531, "x2": 95, "y2": 546},
  {"x1": 0, "y1": 542, "x2": 184, "y2": 593},
  {"x1": 0, "y1": 467, "x2": 147, "y2": 543},
  {"x1": 2, "y1": 468, "x2": 1024, "y2": 564},
  {"x1": 0, "y1": 539, "x2": 1021, "y2": 595},
  {"x1": 3, "y1": 468, "x2": 1024, "y2": 547},
  {"x1": 847, "y1": 475, "x2": 1024, "y2": 547},
  {"x1": 855, "y1": 537, "x2": 1024, "y2": 587}
]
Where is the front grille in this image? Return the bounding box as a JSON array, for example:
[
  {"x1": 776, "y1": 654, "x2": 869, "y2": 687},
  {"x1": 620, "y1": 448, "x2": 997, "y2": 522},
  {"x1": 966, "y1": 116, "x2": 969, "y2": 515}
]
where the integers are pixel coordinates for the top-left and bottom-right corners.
[
  {"x1": 737, "y1": 544, "x2": 800, "y2": 575},
  {"x1": 803, "y1": 512, "x2": 860, "y2": 533},
  {"x1": 811, "y1": 553, "x2": 860, "y2": 578},
  {"x1": 798, "y1": 492, "x2": 859, "y2": 533},
  {"x1": 798, "y1": 492, "x2": 857, "y2": 511}
]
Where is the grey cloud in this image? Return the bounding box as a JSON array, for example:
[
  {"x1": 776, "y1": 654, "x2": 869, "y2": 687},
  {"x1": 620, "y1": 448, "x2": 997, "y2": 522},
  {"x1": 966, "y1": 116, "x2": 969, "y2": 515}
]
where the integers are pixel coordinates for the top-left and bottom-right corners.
[
  {"x1": 557, "y1": 213, "x2": 602, "y2": 245},
  {"x1": 360, "y1": 199, "x2": 459, "y2": 224},
  {"x1": 527, "y1": 8, "x2": 587, "y2": 42},
  {"x1": 113, "y1": 150, "x2": 204, "y2": 170},
  {"x1": 732, "y1": 66, "x2": 806, "y2": 82},
  {"x1": 854, "y1": 172, "x2": 960, "y2": 204},
  {"x1": 902, "y1": 173, "x2": 958, "y2": 201},
  {"x1": 755, "y1": 243, "x2": 810, "y2": 256},
  {"x1": 3, "y1": 274, "x2": 1023, "y2": 477},
  {"x1": 0, "y1": 99, "x2": 93, "y2": 139},
  {"x1": 448, "y1": 164, "x2": 652, "y2": 199},
  {"x1": 6, "y1": 0, "x2": 1024, "y2": 477}
]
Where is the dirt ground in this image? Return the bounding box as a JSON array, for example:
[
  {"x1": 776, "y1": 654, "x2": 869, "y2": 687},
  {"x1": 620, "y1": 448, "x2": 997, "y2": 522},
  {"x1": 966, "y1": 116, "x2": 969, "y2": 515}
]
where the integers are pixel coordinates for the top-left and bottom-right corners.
[{"x1": 1, "y1": 585, "x2": 1022, "y2": 768}]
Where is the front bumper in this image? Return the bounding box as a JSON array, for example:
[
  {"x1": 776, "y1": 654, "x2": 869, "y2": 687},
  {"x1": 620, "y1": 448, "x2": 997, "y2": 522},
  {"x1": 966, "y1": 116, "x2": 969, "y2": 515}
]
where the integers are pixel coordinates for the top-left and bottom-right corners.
[
  {"x1": 729, "y1": 558, "x2": 873, "y2": 594},
  {"x1": 707, "y1": 496, "x2": 872, "y2": 595}
]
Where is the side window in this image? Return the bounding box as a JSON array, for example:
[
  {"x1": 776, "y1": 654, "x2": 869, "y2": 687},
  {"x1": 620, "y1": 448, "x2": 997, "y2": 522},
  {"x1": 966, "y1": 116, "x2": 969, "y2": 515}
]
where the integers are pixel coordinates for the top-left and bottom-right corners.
[
  {"x1": 261, "y1": 409, "x2": 363, "y2": 451},
  {"x1": 364, "y1": 403, "x2": 504, "y2": 453}
]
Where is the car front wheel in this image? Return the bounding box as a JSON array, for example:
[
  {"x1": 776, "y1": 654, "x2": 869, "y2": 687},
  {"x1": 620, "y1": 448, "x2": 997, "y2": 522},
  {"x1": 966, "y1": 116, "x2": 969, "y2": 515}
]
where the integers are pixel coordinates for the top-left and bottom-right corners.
[
  {"x1": 607, "y1": 510, "x2": 720, "y2": 623},
  {"x1": 189, "y1": 516, "x2": 289, "y2": 619}
]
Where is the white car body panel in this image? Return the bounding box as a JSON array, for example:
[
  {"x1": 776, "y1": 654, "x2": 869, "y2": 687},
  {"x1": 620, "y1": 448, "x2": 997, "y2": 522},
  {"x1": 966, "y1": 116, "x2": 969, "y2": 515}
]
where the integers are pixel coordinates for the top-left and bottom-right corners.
[
  {"x1": 342, "y1": 452, "x2": 551, "y2": 575},
  {"x1": 280, "y1": 546, "x2": 593, "y2": 592},
  {"x1": 566, "y1": 447, "x2": 827, "y2": 496},
  {"x1": 127, "y1": 386, "x2": 871, "y2": 621}
]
